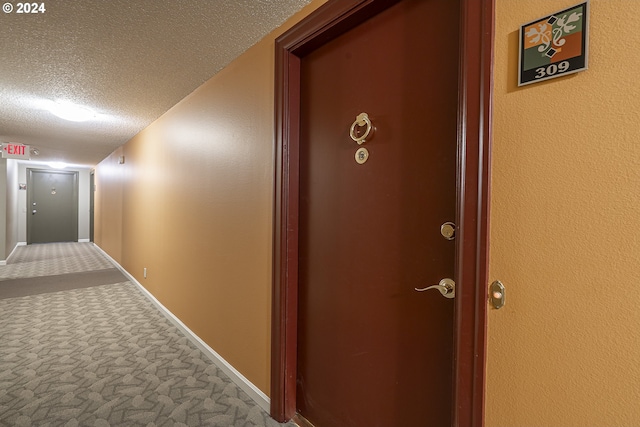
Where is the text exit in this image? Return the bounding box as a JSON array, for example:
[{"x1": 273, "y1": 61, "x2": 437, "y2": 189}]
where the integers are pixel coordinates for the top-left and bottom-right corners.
[{"x1": 1, "y1": 143, "x2": 31, "y2": 160}]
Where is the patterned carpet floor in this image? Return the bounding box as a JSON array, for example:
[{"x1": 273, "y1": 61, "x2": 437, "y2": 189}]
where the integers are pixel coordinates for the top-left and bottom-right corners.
[{"x1": 0, "y1": 243, "x2": 293, "y2": 427}]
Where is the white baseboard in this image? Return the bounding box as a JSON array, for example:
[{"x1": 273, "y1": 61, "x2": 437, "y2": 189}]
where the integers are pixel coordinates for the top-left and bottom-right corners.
[
  {"x1": 78, "y1": 239, "x2": 90, "y2": 243},
  {"x1": 92, "y1": 244, "x2": 271, "y2": 413},
  {"x1": 2, "y1": 242, "x2": 27, "y2": 265}
]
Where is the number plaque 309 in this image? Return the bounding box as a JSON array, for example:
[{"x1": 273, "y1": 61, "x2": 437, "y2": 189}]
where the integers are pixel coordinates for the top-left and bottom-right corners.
[{"x1": 518, "y1": 2, "x2": 588, "y2": 87}]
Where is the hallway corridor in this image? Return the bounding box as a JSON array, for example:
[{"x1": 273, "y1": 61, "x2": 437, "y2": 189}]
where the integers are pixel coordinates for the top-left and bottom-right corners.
[{"x1": 0, "y1": 243, "x2": 290, "y2": 427}]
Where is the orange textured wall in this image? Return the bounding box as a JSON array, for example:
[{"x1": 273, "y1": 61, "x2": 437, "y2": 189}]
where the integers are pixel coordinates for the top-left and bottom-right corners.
[
  {"x1": 94, "y1": 147, "x2": 124, "y2": 263},
  {"x1": 94, "y1": 1, "x2": 326, "y2": 396},
  {"x1": 487, "y1": 1, "x2": 640, "y2": 426}
]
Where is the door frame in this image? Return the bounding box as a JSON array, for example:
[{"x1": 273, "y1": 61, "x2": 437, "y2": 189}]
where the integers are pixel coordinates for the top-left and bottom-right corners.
[
  {"x1": 27, "y1": 168, "x2": 79, "y2": 244},
  {"x1": 90, "y1": 170, "x2": 95, "y2": 242},
  {"x1": 271, "y1": 0, "x2": 494, "y2": 425}
]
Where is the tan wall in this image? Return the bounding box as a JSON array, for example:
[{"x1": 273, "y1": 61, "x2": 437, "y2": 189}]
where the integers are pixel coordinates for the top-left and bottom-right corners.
[
  {"x1": 95, "y1": 146, "x2": 124, "y2": 263},
  {"x1": 94, "y1": 1, "x2": 326, "y2": 395},
  {"x1": 487, "y1": 1, "x2": 640, "y2": 426}
]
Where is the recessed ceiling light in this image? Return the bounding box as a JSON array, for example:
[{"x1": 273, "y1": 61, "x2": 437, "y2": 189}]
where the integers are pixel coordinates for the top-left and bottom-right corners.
[
  {"x1": 48, "y1": 100, "x2": 96, "y2": 122},
  {"x1": 48, "y1": 162, "x2": 67, "y2": 169}
]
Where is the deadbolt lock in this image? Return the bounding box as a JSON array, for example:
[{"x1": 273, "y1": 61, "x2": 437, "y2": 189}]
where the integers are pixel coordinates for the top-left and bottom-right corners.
[
  {"x1": 440, "y1": 222, "x2": 456, "y2": 240},
  {"x1": 355, "y1": 147, "x2": 369, "y2": 164}
]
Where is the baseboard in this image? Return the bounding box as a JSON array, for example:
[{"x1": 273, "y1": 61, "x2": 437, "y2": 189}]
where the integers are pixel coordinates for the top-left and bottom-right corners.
[
  {"x1": 78, "y1": 239, "x2": 90, "y2": 243},
  {"x1": 2, "y1": 242, "x2": 27, "y2": 265},
  {"x1": 92, "y1": 244, "x2": 271, "y2": 413}
]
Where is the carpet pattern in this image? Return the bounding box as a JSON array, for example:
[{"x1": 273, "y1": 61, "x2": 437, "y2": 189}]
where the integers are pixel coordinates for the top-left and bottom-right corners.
[
  {"x1": 0, "y1": 269, "x2": 128, "y2": 300},
  {"x1": 0, "y1": 243, "x2": 292, "y2": 427},
  {"x1": 0, "y1": 243, "x2": 113, "y2": 280}
]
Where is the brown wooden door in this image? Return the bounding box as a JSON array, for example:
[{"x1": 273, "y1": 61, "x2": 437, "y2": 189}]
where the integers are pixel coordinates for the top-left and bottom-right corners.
[{"x1": 296, "y1": 0, "x2": 460, "y2": 426}]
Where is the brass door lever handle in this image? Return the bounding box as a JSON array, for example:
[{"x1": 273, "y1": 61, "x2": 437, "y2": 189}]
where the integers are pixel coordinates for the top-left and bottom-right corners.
[{"x1": 415, "y1": 278, "x2": 455, "y2": 299}]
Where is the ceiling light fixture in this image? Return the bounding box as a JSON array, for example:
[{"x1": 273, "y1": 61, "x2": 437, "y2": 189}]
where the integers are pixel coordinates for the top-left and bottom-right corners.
[
  {"x1": 48, "y1": 162, "x2": 67, "y2": 169},
  {"x1": 48, "y1": 100, "x2": 96, "y2": 122}
]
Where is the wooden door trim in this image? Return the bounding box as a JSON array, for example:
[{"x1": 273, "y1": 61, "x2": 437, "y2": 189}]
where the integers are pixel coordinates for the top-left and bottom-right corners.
[{"x1": 271, "y1": 0, "x2": 494, "y2": 425}]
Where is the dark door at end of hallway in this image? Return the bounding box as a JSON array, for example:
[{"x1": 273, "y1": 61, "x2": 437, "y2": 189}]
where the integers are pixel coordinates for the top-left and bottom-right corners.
[{"x1": 27, "y1": 169, "x2": 79, "y2": 244}]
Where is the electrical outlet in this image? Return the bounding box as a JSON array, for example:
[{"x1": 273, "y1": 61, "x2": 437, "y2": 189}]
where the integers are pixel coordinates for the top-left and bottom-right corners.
[{"x1": 143, "y1": 268, "x2": 147, "y2": 278}]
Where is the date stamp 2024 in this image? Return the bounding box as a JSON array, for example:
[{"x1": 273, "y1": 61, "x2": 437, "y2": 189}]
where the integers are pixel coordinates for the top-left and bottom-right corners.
[{"x1": 3, "y1": 2, "x2": 46, "y2": 14}]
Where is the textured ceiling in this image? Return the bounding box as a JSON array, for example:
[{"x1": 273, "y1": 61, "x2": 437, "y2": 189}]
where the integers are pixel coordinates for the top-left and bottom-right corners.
[{"x1": 0, "y1": 0, "x2": 312, "y2": 167}]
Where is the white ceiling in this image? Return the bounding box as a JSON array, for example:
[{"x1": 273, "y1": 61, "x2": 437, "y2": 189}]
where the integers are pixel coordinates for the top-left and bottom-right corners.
[{"x1": 0, "y1": 0, "x2": 312, "y2": 167}]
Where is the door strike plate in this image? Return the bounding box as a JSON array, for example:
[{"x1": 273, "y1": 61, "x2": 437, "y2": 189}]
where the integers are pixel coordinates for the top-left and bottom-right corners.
[{"x1": 489, "y1": 280, "x2": 505, "y2": 309}]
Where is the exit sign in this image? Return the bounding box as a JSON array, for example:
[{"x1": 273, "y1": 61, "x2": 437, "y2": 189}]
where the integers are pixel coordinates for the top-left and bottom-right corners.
[{"x1": 2, "y1": 143, "x2": 30, "y2": 160}]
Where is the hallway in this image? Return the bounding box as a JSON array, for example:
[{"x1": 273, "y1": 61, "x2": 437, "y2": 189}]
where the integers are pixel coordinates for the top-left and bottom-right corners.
[
  {"x1": 0, "y1": 243, "x2": 291, "y2": 427},
  {"x1": 2, "y1": 0, "x2": 640, "y2": 425}
]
